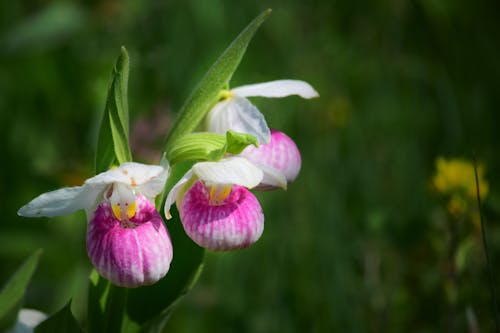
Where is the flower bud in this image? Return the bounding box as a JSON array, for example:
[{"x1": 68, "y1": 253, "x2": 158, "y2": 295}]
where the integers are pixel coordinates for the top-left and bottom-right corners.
[
  {"x1": 179, "y1": 181, "x2": 264, "y2": 251},
  {"x1": 86, "y1": 194, "x2": 172, "y2": 287}
]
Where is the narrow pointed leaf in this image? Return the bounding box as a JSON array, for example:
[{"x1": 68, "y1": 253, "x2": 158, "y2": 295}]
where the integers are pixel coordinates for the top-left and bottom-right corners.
[
  {"x1": 95, "y1": 46, "x2": 132, "y2": 173},
  {"x1": 0, "y1": 249, "x2": 42, "y2": 331},
  {"x1": 163, "y1": 9, "x2": 272, "y2": 152}
]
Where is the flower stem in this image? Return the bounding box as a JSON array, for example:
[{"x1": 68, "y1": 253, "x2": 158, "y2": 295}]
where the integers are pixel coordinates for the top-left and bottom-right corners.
[
  {"x1": 103, "y1": 284, "x2": 128, "y2": 333},
  {"x1": 473, "y1": 156, "x2": 500, "y2": 332}
]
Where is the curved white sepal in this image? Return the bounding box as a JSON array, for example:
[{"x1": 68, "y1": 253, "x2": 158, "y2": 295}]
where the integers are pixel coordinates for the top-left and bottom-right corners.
[
  {"x1": 193, "y1": 157, "x2": 263, "y2": 189},
  {"x1": 85, "y1": 162, "x2": 166, "y2": 191},
  {"x1": 164, "y1": 170, "x2": 194, "y2": 220},
  {"x1": 232, "y1": 80, "x2": 319, "y2": 99},
  {"x1": 17, "y1": 185, "x2": 98, "y2": 218},
  {"x1": 207, "y1": 96, "x2": 271, "y2": 144},
  {"x1": 258, "y1": 164, "x2": 288, "y2": 189}
]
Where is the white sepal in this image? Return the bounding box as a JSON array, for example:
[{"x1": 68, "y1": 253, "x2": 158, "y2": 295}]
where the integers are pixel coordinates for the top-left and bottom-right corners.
[
  {"x1": 17, "y1": 186, "x2": 98, "y2": 218},
  {"x1": 231, "y1": 80, "x2": 319, "y2": 99},
  {"x1": 164, "y1": 170, "x2": 194, "y2": 220},
  {"x1": 85, "y1": 162, "x2": 166, "y2": 190},
  {"x1": 207, "y1": 96, "x2": 271, "y2": 144},
  {"x1": 192, "y1": 157, "x2": 263, "y2": 189}
]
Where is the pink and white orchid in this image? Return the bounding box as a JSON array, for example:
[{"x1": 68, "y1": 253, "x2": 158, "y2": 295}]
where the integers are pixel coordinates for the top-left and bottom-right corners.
[
  {"x1": 18, "y1": 162, "x2": 172, "y2": 288},
  {"x1": 207, "y1": 80, "x2": 318, "y2": 144},
  {"x1": 164, "y1": 157, "x2": 264, "y2": 250}
]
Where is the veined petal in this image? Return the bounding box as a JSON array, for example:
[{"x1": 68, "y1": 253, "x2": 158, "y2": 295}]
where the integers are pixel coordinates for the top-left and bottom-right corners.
[
  {"x1": 193, "y1": 157, "x2": 263, "y2": 189},
  {"x1": 17, "y1": 185, "x2": 98, "y2": 218},
  {"x1": 164, "y1": 170, "x2": 194, "y2": 220},
  {"x1": 207, "y1": 96, "x2": 271, "y2": 144},
  {"x1": 85, "y1": 162, "x2": 166, "y2": 190},
  {"x1": 231, "y1": 80, "x2": 319, "y2": 99}
]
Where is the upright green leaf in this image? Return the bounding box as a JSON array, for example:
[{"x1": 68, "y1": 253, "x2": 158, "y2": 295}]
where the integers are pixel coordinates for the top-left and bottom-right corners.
[
  {"x1": 95, "y1": 46, "x2": 132, "y2": 174},
  {"x1": 35, "y1": 302, "x2": 83, "y2": 333},
  {"x1": 163, "y1": 9, "x2": 272, "y2": 152},
  {"x1": 0, "y1": 249, "x2": 42, "y2": 331}
]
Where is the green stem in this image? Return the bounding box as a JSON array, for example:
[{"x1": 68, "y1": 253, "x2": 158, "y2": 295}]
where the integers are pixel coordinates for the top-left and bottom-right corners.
[
  {"x1": 103, "y1": 284, "x2": 128, "y2": 333},
  {"x1": 473, "y1": 156, "x2": 500, "y2": 332}
]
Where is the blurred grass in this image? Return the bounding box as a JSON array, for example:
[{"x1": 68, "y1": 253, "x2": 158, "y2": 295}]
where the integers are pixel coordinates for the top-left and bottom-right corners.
[{"x1": 2, "y1": 0, "x2": 500, "y2": 331}]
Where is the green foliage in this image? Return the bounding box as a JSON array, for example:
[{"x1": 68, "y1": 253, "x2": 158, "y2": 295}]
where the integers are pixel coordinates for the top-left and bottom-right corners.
[
  {"x1": 4, "y1": 1, "x2": 500, "y2": 332},
  {"x1": 163, "y1": 9, "x2": 272, "y2": 151},
  {"x1": 165, "y1": 131, "x2": 257, "y2": 164},
  {"x1": 96, "y1": 46, "x2": 132, "y2": 174},
  {"x1": 0, "y1": 249, "x2": 42, "y2": 331},
  {"x1": 35, "y1": 302, "x2": 83, "y2": 333}
]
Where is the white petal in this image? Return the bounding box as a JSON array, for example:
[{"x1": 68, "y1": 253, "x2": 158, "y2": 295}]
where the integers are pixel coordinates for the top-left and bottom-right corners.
[
  {"x1": 193, "y1": 157, "x2": 263, "y2": 189},
  {"x1": 257, "y1": 164, "x2": 288, "y2": 189},
  {"x1": 17, "y1": 185, "x2": 99, "y2": 218},
  {"x1": 231, "y1": 80, "x2": 319, "y2": 99},
  {"x1": 11, "y1": 308, "x2": 47, "y2": 333},
  {"x1": 136, "y1": 165, "x2": 169, "y2": 200},
  {"x1": 85, "y1": 162, "x2": 166, "y2": 190},
  {"x1": 207, "y1": 96, "x2": 271, "y2": 144},
  {"x1": 164, "y1": 170, "x2": 193, "y2": 220}
]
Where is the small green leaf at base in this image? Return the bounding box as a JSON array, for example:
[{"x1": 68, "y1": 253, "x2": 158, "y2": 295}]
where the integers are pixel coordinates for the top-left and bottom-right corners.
[
  {"x1": 0, "y1": 249, "x2": 42, "y2": 332},
  {"x1": 34, "y1": 302, "x2": 83, "y2": 333}
]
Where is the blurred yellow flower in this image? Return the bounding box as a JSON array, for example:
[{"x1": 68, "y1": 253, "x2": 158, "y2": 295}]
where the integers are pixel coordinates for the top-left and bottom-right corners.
[{"x1": 432, "y1": 157, "x2": 488, "y2": 216}]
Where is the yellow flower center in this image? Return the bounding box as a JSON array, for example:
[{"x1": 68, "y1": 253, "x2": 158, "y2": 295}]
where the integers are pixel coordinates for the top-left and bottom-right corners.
[
  {"x1": 109, "y1": 183, "x2": 137, "y2": 221},
  {"x1": 208, "y1": 184, "x2": 232, "y2": 205},
  {"x1": 112, "y1": 201, "x2": 137, "y2": 221}
]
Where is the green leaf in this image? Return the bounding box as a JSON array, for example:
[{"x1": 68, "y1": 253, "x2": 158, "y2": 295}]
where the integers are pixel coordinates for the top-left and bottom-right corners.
[
  {"x1": 165, "y1": 131, "x2": 258, "y2": 165},
  {"x1": 35, "y1": 302, "x2": 83, "y2": 333},
  {"x1": 95, "y1": 46, "x2": 132, "y2": 174},
  {"x1": 225, "y1": 130, "x2": 258, "y2": 155},
  {"x1": 127, "y1": 162, "x2": 204, "y2": 330},
  {"x1": 0, "y1": 249, "x2": 42, "y2": 332},
  {"x1": 166, "y1": 132, "x2": 226, "y2": 164},
  {"x1": 163, "y1": 9, "x2": 272, "y2": 152}
]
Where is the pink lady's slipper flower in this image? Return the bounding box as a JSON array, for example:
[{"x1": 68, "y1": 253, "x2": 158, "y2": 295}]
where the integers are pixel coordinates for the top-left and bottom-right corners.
[
  {"x1": 239, "y1": 129, "x2": 302, "y2": 190},
  {"x1": 18, "y1": 162, "x2": 172, "y2": 288},
  {"x1": 207, "y1": 80, "x2": 319, "y2": 144},
  {"x1": 164, "y1": 157, "x2": 264, "y2": 251}
]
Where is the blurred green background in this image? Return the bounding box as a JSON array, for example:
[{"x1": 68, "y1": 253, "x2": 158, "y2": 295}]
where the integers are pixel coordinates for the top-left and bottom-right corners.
[{"x1": 2, "y1": 0, "x2": 500, "y2": 332}]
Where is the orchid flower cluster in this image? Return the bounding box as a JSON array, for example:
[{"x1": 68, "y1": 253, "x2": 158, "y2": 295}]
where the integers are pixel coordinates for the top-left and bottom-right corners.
[{"x1": 18, "y1": 79, "x2": 317, "y2": 288}]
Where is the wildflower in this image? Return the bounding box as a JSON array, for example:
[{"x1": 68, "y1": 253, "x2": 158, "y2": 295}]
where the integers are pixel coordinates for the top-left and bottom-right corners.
[
  {"x1": 207, "y1": 80, "x2": 319, "y2": 144},
  {"x1": 432, "y1": 157, "x2": 488, "y2": 217},
  {"x1": 432, "y1": 157, "x2": 488, "y2": 199},
  {"x1": 239, "y1": 128, "x2": 301, "y2": 190},
  {"x1": 18, "y1": 162, "x2": 172, "y2": 287},
  {"x1": 164, "y1": 157, "x2": 264, "y2": 250}
]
